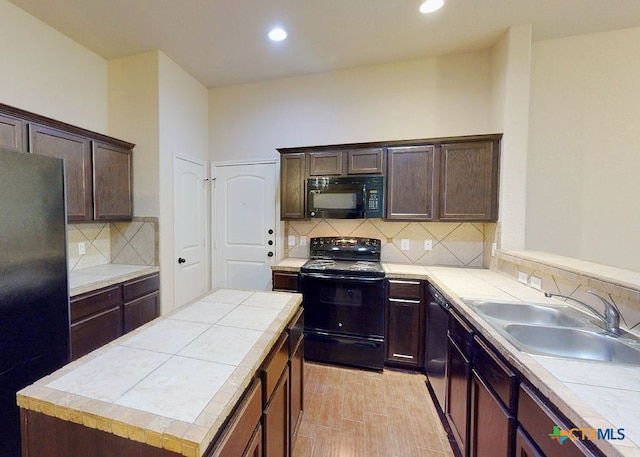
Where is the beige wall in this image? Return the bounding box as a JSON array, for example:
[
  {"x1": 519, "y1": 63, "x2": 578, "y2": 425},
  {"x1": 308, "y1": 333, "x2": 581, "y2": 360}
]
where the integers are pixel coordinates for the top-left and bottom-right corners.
[
  {"x1": 526, "y1": 27, "x2": 640, "y2": 272},
  {"x1": 0, "y1": 0, "x2": 108, "y2": 133},
  {"x1": 208, "y1": 50, "x2": 494, "y2": 162},
  {"x1": 109, "y1": 52, "x2": 161, "y2": 217}
]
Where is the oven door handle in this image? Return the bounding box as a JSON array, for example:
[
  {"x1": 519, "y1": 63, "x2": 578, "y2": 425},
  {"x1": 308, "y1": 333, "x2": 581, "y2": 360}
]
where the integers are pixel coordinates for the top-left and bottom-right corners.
[{"x1": 300, "y1": 272, "x2": 385, "y2": 282}]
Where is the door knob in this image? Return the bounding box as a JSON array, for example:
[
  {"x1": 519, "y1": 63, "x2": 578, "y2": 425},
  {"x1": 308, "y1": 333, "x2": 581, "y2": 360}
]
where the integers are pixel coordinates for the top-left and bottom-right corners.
[
  {"x1": 268, "y1": 229, "x2": 274, "y2": 235},
  {"x1": 267, "y1": 252, "x2": 274, "y2": 257},
  {"x1": 178, "y1": 257, "x2": 186, "y2": 264}
]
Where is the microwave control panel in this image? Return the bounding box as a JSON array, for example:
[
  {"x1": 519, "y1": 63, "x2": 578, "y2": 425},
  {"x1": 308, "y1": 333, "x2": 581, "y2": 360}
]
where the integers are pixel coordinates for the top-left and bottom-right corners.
[{"x1": 367, "y1": 189, "x2": 380, "y2": 210}]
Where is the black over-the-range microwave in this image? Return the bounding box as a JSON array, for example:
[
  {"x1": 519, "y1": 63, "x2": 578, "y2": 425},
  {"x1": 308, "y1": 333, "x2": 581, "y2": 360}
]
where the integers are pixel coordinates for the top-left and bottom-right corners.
[{"x1": 307, "y1": 175, "x2": 384, "y2": 219}]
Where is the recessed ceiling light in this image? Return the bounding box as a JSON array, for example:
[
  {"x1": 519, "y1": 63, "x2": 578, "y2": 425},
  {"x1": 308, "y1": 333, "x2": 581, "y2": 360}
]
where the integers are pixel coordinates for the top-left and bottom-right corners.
[
  {"x1": 419, "y1": 0, "x2": 444, "y2": 14},
  {"x1": 268, "y1": 27, "x2": 287, "y2": 42}
]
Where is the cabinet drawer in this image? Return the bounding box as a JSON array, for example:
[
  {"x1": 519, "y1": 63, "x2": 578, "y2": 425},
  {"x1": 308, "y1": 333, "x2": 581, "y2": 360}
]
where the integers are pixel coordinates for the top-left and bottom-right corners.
[
  {"x1": 124, "y1": 292, "x2": 159, "y2": 333},
  {"x1": 518, "y1": 383, "x2": 600, "y2": 457},
  {"x1": 387, "y1": 279, "x2": 422, "y2": 300},
  {"x1": 272, "y1": 272, "x2": 299, "y2": 292},
  {"x1": 449, "y1": 308, "x2": 473, "y2": 356},
  {"x1": 208, "y1": 379, "x2": 262, "y2": 457},
  {"x1": 70, "y1": 306, "x2": 123, "y2": 360},
  {"x1": 122, "y1": 273, "x2": 159, "y2": 302},
  {"x1": 288, "y1": 307, "x2": 304, "y2": 355},
  {"x1": 473, "y1": 336, "x2": 517, "y2": 411},
  {"x1": 262, "y1": 334, "x2": 289, "y2": 402},
  {"x1": 71, "y1": 286, "x2": 122, "y2": 323}
]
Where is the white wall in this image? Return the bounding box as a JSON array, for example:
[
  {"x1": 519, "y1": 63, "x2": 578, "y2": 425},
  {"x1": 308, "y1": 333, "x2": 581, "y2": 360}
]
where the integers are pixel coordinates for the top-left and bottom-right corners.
[
  {"x1": 527, "y1": 27, "x2": 640, "y2": 271},
  {"x1": 0, "y1": 0, "x2": 107, "y2": 133},
  {"x1": 208, "y1": 51, "x2": 493, "y2": 162},
  {"x1": 158, "y1": 52, "x2": 210, "y2": 312}
]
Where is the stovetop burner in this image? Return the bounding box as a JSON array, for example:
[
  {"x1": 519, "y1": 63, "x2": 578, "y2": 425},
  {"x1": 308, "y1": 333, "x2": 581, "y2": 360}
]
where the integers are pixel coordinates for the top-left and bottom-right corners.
[{"x1": 300, "y1": 237, "x2": 385, "y2": 278}]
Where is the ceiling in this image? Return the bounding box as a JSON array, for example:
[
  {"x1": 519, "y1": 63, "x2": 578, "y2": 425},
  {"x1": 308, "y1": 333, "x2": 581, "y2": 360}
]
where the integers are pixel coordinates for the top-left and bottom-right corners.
[{"x1": 8, "y1": 0, "x2": 640, "y2": 88}]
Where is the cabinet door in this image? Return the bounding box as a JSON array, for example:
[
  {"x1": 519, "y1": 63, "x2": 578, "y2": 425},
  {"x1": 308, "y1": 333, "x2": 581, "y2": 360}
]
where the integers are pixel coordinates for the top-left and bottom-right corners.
[
  {"x1": 92, "y1": 141, "x2": 133, "y2": 220},
  {"x1": 280, "y1": 152, "x2": 306, "y2": 220},
  {"x1": 0, "y1": 113, "x2": 26, "y2": 152},
  {"x1": 70, "y1": 306, "x2": 123, "y2": 360},
  {"x1": 263, "y1": 365, "x2": 290, "y2": 457},
  {"x1": 123, "y1": 292, "x2": 159, "y2": 334},
  {"x1": 243, "y1": 424, "x2": 263, "y2": 457},
  {"x1": 290, "y1": 340, "x2": 304, "y2": 439},
  {"x1": 347, "y1": 148, "x2": 383, "y2": 174},
  {"x1": 386, "y1": 298, "x2": 425, "y2": 368},
  {"x1": 207, "y1": 379, "x2": 263, "y2": 457},
  {"x1": 29, "y1": 124, "x2": 92, "y2": 221},
  {"x1": 308, "y1": 151, "x2": 343, "y2": 176},
  {"x1": 386, "y1": 145, "x2": 436, "y2": 220},
  {"x1": 447, "y1": 336, "x2": 471, "y2": 456},
  {"x1": 515, "y1": 428, "x2": 544, "y2": 457},
  {"x1": 440, "y1": 141, "x2": 498, "y2": 221},
  {"x1": 470, "y1": 370, "x2": 514, "y2": 457}
]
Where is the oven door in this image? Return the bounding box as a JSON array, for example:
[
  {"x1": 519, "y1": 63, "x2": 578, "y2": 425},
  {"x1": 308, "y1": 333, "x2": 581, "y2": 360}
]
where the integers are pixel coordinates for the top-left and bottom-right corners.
[
  {"x1": 300, "y1": 273, "x2": 385, "y2": 338},
  {"x1": 307, "y1": 178, "x2": 365, "y2": 219}
]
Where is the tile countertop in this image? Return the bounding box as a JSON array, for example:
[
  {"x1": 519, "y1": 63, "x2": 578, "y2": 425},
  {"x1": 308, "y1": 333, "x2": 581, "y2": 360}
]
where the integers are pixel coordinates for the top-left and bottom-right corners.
[
  {"x1": 17, "y1": 288, "x2": 303, "y2": 457},
  {"x1": 272, "y1": 259, "x2": 640, "y2": 456},
  {"x1": 390, "y1": 264, "x2": 640, "y2": 457},
  {"x1": 69, "y1": 263, "x2": 160, "y2": 297}
]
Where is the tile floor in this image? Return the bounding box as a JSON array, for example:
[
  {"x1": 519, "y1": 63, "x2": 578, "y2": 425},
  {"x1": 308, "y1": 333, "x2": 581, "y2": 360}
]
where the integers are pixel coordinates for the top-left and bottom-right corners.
[{"x1": 292, "y1": 362, "x2": 456, "y2": 457}]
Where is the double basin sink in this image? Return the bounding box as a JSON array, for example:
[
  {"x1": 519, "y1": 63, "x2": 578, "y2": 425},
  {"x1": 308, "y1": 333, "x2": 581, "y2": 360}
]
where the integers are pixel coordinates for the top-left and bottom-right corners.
[{"x1": 462, "y1": 299, "x2": 640, "y2": 365}]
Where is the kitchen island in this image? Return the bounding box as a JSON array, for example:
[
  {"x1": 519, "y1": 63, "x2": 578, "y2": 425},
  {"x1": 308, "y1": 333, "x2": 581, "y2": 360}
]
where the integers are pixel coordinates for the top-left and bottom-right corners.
[{"x1": 18, "y1": 288, "x2": 303, "y2": 457}]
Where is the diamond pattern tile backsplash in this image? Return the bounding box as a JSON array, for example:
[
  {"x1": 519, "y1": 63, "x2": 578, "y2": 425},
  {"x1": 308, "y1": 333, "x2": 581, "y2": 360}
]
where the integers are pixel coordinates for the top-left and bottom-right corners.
[
  {"x1": 68, "y1": 217, "x2": 158, "y2": 271},
  {"x1": 286, "y1": 219, "x2": 492, "y2": 268}
]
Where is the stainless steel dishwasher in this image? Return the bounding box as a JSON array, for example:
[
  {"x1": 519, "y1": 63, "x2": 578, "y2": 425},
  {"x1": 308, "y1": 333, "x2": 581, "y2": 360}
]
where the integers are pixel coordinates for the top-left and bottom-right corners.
[{"x1": 424, "y1": 283, "x2": 450, "y2": 414}]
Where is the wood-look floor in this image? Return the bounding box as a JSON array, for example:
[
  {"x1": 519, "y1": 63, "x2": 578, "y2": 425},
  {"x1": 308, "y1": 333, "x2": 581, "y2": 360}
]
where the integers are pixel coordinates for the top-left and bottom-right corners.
[{"x1": 292, "y1": 362, "x2": 456, "y2": 457}]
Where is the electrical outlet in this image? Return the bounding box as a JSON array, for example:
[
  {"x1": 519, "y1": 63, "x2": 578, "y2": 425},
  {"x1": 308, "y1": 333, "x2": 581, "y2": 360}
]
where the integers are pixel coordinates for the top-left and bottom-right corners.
[
  {"x1": 424, "y1": 239, "x2": 433, "y2": 251},
  {"x1": 300, "y1": 236, "x2": 307, "y2": 246},
  {"x1": 287, "y1": 235, "x2": 296, "y2": 246},
  {"x1": 530, "y1": 276, "x2": 542, "y2": 291},
  {"x1": 78, "y1": 242, "x2": 86, "y2": 255},
  {"x1": 518, "y1": 271, "x2": 528, "y2": 284},
  {"x1": 400, "y1": 239, "x2": 410, "y2": 251},
  {"x1": 491, "y1": 242, "x2": 497, "y2": 257}
]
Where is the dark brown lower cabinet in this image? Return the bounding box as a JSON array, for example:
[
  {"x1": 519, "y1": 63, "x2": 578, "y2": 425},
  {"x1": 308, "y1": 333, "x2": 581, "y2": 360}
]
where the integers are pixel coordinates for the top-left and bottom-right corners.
[
  {"x1": 385, "y1": 279, "x2": 425, "y2": 369},
  {"x1": 264, "y1": 365, "x2": 290, "y2": 457},
  {"x1": 518, "y1": 384, "x2": 601, "y2": 457},
  {"x1": 289, "y1": 309, "x2": 305, "y2": 440},
  {"x1": 207, "y1": 379, "x2": 263, "y2": 457},
  {"x1": 470, "y1": 371, "x2": 514, "y2": 457},
  {"x1": 272, "y1": 271, "x2": 299, "y2": 292},
  {"x1": 70, "y1": 273, "x2": 160, "y2": 360},
  {"x1": 447, "y1": 335, "x2": 471, "y2": 455}
]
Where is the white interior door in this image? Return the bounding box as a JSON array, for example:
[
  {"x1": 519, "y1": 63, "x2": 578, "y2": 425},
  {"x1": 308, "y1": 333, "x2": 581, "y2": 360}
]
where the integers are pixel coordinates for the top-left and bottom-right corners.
[
  {"x1": 213, "y1": 162, "x2": 276, "y2": 290},
  {"x1": 174, "y1": 155, "x2": 208, "y2": 307}
]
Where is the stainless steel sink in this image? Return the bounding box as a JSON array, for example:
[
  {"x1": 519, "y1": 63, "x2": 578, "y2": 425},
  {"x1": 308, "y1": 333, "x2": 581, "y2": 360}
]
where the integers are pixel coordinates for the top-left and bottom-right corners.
[
  {"x1": 462, "y1": 298, "x2": 640, "y2": 365},
  {"x1": 502, "y1": 324, "x2": 640, "y2": 365},
  {"x1": 469, "y1": 301, "x2": 584, "y2": 327}
]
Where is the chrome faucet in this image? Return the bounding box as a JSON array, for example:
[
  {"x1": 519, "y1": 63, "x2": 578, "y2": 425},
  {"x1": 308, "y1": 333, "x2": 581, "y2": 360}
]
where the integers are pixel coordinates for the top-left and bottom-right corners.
[{"x1": 544, "y1": 291, "x2": 621, "y2": 335}]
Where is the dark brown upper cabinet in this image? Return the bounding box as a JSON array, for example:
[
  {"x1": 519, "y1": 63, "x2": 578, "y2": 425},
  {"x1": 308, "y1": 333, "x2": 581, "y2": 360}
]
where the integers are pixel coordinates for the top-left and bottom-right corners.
[
  {"x1": 29, "y1": 124, "x2": 93, "y2": 221},
  {"x1": 93, "y1": 141, "x2": 133, "y2": 220},
  {"x1": 280, "y1": 152, "x2": 306, "y2": 220},
  {"x1": 439, "y1": 141, "x2": 498, "y2": 221},
  {"x1": 347, "y1": 148, "x2": 384, "y2": 174},
  {"x1": 278, "y1": 134, "x2": 501, "y2": 222},
  {"x1": 386, "y1": 145, "x2": 437, "y2": 220},
  {"x1": 0, "y1": 113, "x2": 26, "y2": 152},
  {"x1": 308, "y1": 151, "x2": 343, "y2": 176},
  {"x1": 1, "y1": 102, "x2": 134, "y2": 222}
]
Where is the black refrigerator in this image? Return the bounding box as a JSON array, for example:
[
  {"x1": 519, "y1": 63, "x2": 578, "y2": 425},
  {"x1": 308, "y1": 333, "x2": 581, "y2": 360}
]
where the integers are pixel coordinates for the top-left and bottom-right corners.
[{"x1": 0, "y1": 148, "x2": 71, "y2": 457}]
